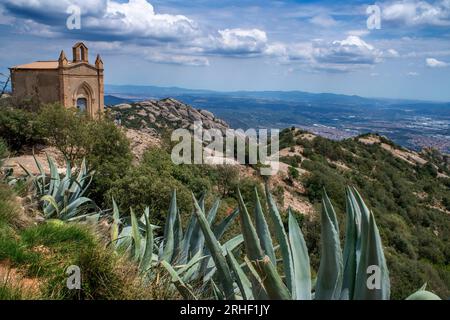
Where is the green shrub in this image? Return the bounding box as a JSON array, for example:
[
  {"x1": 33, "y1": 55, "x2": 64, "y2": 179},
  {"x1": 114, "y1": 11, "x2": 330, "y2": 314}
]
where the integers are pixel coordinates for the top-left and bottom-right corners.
[
  {"x1": 0, "y1": 107, "x2": 43, "y2": 151},
  {"x1": 107, "y1": 148, "x2": 212, "y2": 226},
  {"x1": 83, "y1": 120, "x2": 132, "y2": 206},
  {"x1": 37, "y1": 104, "x2": 133, "y2": 206},
  {"x1": 37, "y1": 103, "x2": 88, "y2": 163}
]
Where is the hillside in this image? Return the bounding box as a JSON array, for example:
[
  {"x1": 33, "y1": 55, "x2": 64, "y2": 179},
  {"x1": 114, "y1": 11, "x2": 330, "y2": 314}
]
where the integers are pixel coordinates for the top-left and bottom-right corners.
[
  {"x1": 0, "y1": 97, "x2": 448, "y2": 300},
  {"x1": 108, "y1": 101, "x2": 450, "y2": 299},
  {"x1": 277, "y1": 129, "x2": 450, "y2": 298}
]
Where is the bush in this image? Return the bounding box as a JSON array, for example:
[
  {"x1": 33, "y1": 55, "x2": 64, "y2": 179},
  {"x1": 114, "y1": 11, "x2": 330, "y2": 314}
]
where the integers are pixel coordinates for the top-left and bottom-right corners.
[
  {"x1": 0, "y1": 107, "x2": 43, "y2": 151},
  {"x1": 83, "y1": 120, "x2": 133, "y2": 206},
  {"x1": 107, "y1": 148, "x2": 212, "y2": 226},
  {"x1": 37, "y1": 104, "x2": 88, "y2": 163},
  {"x1": 37, "y1": 104, "x2": 133, "y2": 206}
]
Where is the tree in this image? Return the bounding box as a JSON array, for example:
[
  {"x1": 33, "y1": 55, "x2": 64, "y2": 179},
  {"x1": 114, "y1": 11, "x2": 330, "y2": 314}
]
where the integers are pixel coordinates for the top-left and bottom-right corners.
[{"x1": 37, "y1": 103, "x2": 88, "y2": 163}]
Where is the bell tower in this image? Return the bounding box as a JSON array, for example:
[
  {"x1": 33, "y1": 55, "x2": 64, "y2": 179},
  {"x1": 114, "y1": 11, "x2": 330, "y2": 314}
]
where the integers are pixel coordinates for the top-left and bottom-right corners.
[{"x1": 72, "y1": 42, "x2": 89, "y2": 63}]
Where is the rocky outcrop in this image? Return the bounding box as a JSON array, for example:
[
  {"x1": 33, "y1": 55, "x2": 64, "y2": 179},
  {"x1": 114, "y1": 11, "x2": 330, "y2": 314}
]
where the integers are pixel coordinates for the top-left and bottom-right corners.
[{"x1": 109, "y1": 98, "x2": 229, "y2": 134}]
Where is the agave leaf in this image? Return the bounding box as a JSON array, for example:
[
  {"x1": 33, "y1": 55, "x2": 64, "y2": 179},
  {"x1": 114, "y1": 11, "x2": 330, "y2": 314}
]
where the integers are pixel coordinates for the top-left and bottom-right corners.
[
  {"x1": 341, "y1": 187, "x2": 361, "y2": 300},
  {"x1": 207, "y1": 198, "x2": 221, "y2": 225},
  {"x1": 351, "y1": 187, "x2": 390, "y2": 300},
  {"x1": 243, "y1": 256, "x2": 269, "y2": 300},
  {"x1": 130, "y1": 208, "x2": 141, "y2": 261},
  {"x1": 211, "y1": 279, "x2": 225, "y2": 300},
  {"x1": 179, "y1": 251, "x2": 207, "y2": 282},
  {"x1": 192, "y1": 193, "x2": 236, "y2": 300},
  {"x1": 354, "y1": 211, "x2": 390, "y2": 300},
  {"x1": 111, "y1": 198, "x2": 120, "y2": 243},
  {"x1": 140, "y1": 207, "x2": 154, "y2": 275},
  {"x1": 161, "y1": 260, "x2": 198, "y2": 300},
  {"x1": 41, "y1": 195, "x2": 59, "y2": 217},
  {"x1": 161, "y1": 190, "x2": 177, "y2": 262},
  {"x1": 173, "y1": 208, "x2": 183, "y2": 262},
  {"x1": 264, "y1": 183, "x2": 295, "y2": 294},
  {"x1": 288, "y1": 210, "x2": 311, "y2": 300},
  {"x1": 59, "y1": 197, "x2": 93, "y2": 219},
  {"x1": 203, "y1": 235, "x2": 244, "y2": 283},
  {"x1": 213, "y1": 207, "x2": 239, "y2": 240},
  {"x1": 226, "y1": 249, "x2": 254, "y2": 300},
  {"x1": 238, "y1": 189, "x2": 291, "y2": 300},
  {"x1": 237, "y1": 189, "x2": 265, "y2": 260},
  {"x1": 47, "y1": 154, "x2": 61, "y2": 198},
  {"x1": 115, "y1": 226, "x2": 132, "y2": 252},
  {"x1": 253, "y1": 256, "x2": 292, "y2": 300},
  {"x1": 253, "y1": 188, "x2": 276, "y2": 265},
  {"x1": 189, "y1": 193, "x2": 206, "y2": 256},
  {"x1": 406, "y1": 284, "x2": 441, "y2": 300},
  {"x1": 315, "y1": 192, "x2": 343, "y2": 300},
  {"x1": 180, "y1": 214, "x2": 196, "y2": 264}
]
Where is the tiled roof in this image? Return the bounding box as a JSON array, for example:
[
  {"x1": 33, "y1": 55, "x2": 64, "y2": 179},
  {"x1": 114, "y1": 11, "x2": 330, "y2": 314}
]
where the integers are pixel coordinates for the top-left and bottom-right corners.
[{"x1": 11, "y1": 61, "x2": 59, "y2": 70}]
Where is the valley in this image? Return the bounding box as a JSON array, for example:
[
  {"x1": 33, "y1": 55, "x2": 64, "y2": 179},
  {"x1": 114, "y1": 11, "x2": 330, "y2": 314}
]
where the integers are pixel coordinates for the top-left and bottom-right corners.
[{"x1": 104, "y1": 86, "x2": 450, "y2": 154}]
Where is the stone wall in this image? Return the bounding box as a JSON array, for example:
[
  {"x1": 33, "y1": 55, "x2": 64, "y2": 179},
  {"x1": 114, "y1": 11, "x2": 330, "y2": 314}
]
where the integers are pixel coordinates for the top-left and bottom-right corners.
[{"x1": 11, "y1": 69, "x2": 60, "y2": 104}]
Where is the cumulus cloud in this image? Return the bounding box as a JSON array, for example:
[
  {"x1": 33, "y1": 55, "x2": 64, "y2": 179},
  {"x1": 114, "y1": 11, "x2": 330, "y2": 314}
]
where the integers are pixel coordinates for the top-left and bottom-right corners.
[
  {"x1": 312, "y1": 36, "x2": 382, "y2": 71},
  {"x1": 0, "y1": 0, "x2": 417, "y2": 73},
  {"x1": 382, "y1": 0, "x2": 450, "y2": 26},
  {"x1": 264, "y1": 36, "x2": 386, "y2": 73},
  {"x1": 426, "y1": 57, "x2": 449, "y2": 67},
  {"x1": 4, "y1": 0, "x2": 199, "y2": 42},
  {"x1": 204, "y1": 28, "x2": 268, "y2": 56},
  {"x1": 84, "y1": 0, "x2": 200, "y2": 42}
]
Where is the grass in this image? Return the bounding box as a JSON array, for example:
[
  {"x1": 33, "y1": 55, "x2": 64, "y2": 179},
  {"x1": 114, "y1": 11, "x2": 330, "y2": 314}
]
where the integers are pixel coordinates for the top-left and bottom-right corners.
[
  {"x1": 0, "y1": 181, "x2": 182, "y2": 300},
  {"x1": 0, "y1": 183, "x2": 20, "y2": 228}
]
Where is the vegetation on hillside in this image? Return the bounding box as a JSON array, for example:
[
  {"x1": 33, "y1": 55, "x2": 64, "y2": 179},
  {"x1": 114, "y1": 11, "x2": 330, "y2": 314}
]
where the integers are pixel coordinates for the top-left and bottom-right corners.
[
  {"x1": 279, "y1": 128, "x2": 450, "y2": 299},
  {"x1": 0, "y1": 100, "x2": 447, "y2": 300}
]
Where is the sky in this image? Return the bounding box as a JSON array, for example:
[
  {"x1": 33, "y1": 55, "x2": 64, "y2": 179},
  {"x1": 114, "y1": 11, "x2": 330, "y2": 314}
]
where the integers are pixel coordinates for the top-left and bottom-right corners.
[{"x1": 0, "y1": 0, "x2": 450, "y2": 101}]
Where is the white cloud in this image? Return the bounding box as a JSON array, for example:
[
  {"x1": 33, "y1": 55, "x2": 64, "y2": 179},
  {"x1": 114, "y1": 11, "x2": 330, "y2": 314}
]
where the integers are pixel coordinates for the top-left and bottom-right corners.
[
  {"x1": 309, "y1": 14, "x2": 338, "y2": 28},
  {"x1": 85, "y1": 0, "x2": 200, "y2": 42},
  {"x1": 426, "y1": 57, "x2": 449, "y2": 67},
  {"x1": 383, "y1": 0, "x2": 450, "y2": 26},
  {"x1": 313, "y1": 36, "x2": 382, "y2": 68},
  {"x1": 265, "y1": 36, "x2": 384, "y2": 73},
  {"x1": 386, "y1": 49, "x2": 400, "y2": 57},
  {"x1": 407, "y1": 71, "x2": 420, "y2": 76},
  {"x1": 205, "y1": 28, "x2": 268, "y2": 55}
]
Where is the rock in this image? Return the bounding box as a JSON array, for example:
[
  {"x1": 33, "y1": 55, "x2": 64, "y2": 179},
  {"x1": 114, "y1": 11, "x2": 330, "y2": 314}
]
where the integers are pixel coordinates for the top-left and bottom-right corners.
[
  {"x1": 200, "y1": 110, "x2": 214, "y2": 120},
  {"x1": 112, "y1": 98, "x2": 230, "y2": 136},
  {"x1": 137, "y1": 109, "x2": 148, "y2": 117},
  {"x1": 116, "y1": 103, "x2": 132, "y2": 110}
]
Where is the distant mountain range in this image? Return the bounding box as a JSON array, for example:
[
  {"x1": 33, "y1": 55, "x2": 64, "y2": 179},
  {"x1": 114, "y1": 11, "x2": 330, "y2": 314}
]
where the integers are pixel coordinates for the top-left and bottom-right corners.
[
  {"x1": 105, "y1": 84, "x2": 447, "y2": 105},
  {"x1": 105, "y1": 84, "x2": 450, "y2": 153}
]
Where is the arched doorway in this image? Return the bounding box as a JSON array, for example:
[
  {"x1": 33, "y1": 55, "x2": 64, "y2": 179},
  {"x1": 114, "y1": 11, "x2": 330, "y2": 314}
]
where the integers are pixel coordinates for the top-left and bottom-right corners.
[
  {"x1": 76, "y1": 97, "x2": 87, "y2": 112},
  {"x1": 74, "y1": 82, "x2": 94, "y2": 116}
]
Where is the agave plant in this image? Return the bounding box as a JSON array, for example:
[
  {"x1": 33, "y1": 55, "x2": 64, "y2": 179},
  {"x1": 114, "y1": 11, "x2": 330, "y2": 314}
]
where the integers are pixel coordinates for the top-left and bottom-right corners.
[
  {"x1": 20, "y1": 154, "x2": 95, "y2": 220},
  {"x1": 174, "y1": 184, "x2": 441, "y2": 300},
  {"x1": 110, "y1": 190, "x2": 243, "y2": 295}
]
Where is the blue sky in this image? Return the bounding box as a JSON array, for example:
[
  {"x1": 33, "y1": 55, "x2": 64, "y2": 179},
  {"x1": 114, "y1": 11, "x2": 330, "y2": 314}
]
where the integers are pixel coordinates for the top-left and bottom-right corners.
[{"x1": 1, "y1": 0, "x2": 450, "y2": 101}]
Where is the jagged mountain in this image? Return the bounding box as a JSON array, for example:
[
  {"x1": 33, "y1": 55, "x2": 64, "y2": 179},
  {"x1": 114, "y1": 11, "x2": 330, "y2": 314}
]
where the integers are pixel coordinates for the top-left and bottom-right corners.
[{"x1": 108, "y1": 98, "x2": 229, "y2": 136}]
